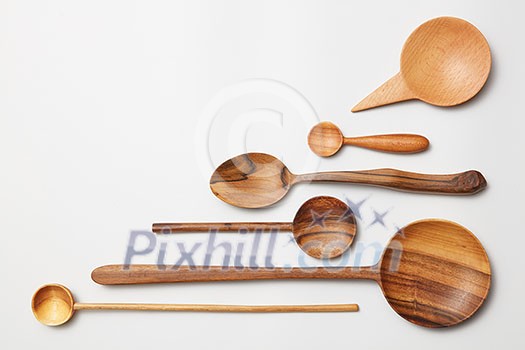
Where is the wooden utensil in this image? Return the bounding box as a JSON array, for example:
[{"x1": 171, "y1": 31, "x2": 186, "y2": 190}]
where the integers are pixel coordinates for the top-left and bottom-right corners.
[
  {"x1": 31, "y1": 284, "x2": 358, "y2": 326},
  {"x1": 352, "y1": 17, "x2": 491, "y2": 112},
  {"x1": 208, "y1": 153, "x2": 486, "y2": 208},
  {"x1": 92, "y1": 219, "x2": 491, "y2": 328},
  {"x1": 308, "y1": 121, "x2": 429, "y2": 157},
  {"x1": 153, "y1": 196, "x2": 356, "y2": 259}
]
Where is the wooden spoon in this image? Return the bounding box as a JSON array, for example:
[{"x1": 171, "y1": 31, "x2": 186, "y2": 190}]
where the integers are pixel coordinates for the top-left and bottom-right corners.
[
  {"x1": 208, "y1": 152, "x2": 486, "y2": 208},
  {"x1": 352, "y1": 17, "x2": 491, "y2": 112},
  {"x1": 31, "y1": 284, "x2": 358, "y2": 326},
  {"x1": 92, "y1": 219, "x2": 491, "y2": 328},
  {"x1": 153, "y1": 196, "x2": 356, "y2": 259},
  {"x1": 308, "y1": 121, "x2": 429, "y2": 157}
]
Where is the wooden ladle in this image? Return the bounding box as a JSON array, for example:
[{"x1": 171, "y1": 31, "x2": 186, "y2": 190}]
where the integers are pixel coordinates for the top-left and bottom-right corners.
[
  {"x1": 308, "y1": 121, "x2": 429, "y2": 157},
  {"x1": 31, "y1": 284, "x2": 358, "y2": 326},
  {"x1": 208, "y1": 152, "x2": 486, "y2": 208},
  {"x1": 352, "y1": 17, "x2": 491, "y2": 112},
  {"x1": 92, "y1": 219, "x2": 491, "y2": 328},
  {"x1": 153, "y1": 196, "x2": 357, "y2": 259}
]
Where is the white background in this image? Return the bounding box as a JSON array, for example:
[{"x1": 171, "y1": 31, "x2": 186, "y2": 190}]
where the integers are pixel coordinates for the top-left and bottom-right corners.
[{"x1": 2, "y1": 0, "x2": 524, "y2": 349}]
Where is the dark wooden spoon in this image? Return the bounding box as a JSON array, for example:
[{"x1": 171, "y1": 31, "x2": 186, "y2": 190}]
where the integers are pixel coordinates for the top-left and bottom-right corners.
[
  {"x1": 92, "y1": 219, "x2": 491, "y2": 328},
  {"x1": 208, "y1": 152, "x2": 486, "y2": 208},
  {"x1": 153, "y1": 196, "x2": 357, "y2": 259}
]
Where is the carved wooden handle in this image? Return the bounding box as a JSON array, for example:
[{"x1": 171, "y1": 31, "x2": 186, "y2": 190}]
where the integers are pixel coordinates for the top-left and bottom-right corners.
[
  {"x1": 152, "y1": 222, "x2": 291, "y2": 233},
  {"x1": 344, "y1": 134, "x2": 429, "y2": 153},
  {"x1": 91, "y1": 265, "x2": 379, "y2": 285},
  {"x1": 296, "y1": 169, "x2": 486, "y2": 194}
]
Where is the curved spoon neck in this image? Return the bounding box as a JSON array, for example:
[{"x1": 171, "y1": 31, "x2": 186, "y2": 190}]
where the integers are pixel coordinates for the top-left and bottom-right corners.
[{"x1": 293, "y1": 172, "x2": 326, "y2": 184}]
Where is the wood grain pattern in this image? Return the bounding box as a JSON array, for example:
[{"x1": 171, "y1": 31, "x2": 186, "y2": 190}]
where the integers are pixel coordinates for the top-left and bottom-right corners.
[
  {"x1": 92, "y1": 219, "x2": 491, "y2": 328},
  {"x1": 292, "y1": 196, "x2": 356, "y2": 259},
  {"x1": 31, "y1": 284, "x2": 358, "y2": 326},
  {"x1": 352, "y1": 17, "x2": 491, "y2": 112},
  {"x1": 210, "y1": 153, "x2": 293, "y2": 208},
  {"x1": 209, "y1": 153, "x2": 487, "y2": 208},
  {"x1": 153, "y1": 196, "x2": 356, "y2": 259},
  {"x1": 308, "y1": 121, "x2": 429, "y2": 157}
]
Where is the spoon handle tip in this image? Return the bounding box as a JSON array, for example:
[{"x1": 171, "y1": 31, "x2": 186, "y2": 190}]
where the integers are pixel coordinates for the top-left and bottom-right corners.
[{"x1": 343, "y1": 134, "x2": 430, "y2": 153}]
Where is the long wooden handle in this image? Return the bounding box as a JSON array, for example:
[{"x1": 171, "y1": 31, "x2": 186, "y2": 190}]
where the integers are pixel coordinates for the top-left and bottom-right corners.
[
  {"x1": 74, "y1": 302, "x2": 358, "y2": 313},
  {"x1": 91, "y1": 265, "x2": 379, "y2": 285},
  {"x1": 343, "y1": 134, "x2": 429, "y2": 153},
  {"x1": 295, "y1": 168, "x2": 486, "y2": 195},
  {"x1": 152, "y1": 222, "x2": 292, "y2": 233}
]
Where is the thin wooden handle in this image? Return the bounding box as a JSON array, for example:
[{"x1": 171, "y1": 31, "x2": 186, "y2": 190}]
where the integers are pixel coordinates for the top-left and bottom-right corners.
[
  {"x1": 152, "y1": 222, "x2": 292, "y2": 233},
  {"x1": 343, "y1": 134, "x2": 429, "y2": 153},
  {"x1": 74, "y1": 302, "x2": 358, "y2": 313},
  {"x1": 91, "y1": 265, "x2": 379, "y2": 285},
  {"x1": 295, "y1": 169, "x2": 486, "y2": 194}
]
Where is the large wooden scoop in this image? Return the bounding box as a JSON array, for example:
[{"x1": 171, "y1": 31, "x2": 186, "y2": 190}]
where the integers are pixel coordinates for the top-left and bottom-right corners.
[
  {"x1": 93, "y1": 219, "x2": 491, "y2": 328},
  {"x1": 352, "y1": 17, "x2": 491, "y2": 112},
  {"x1": 208, "y1": 152, "x2": 486, "y2": 208}
]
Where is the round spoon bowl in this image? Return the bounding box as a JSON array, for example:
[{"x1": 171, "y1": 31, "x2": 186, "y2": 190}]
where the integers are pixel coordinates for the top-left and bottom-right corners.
[
  {"x1": 400, "y1": 17, "x2": 491, "y2": 106},
  {"x1": 292, "y1": 196, "x2": 356, "y2": 259},
  {"x1": 307, "y1": 121, "x2": 343, "y2": 157},
  {"x1": 378, "y1": 219, "x2": 491, "y2": 328},
  {"x1": 32, "y1": 284, "x2": 75, "y2": 326},
  {"x1": 210, "y1": 153, "x2": 293, "y2": 208}
]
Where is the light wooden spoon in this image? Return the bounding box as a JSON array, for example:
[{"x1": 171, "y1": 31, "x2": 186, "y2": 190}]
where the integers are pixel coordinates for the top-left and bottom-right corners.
[
  {"x1": 352, "y1": 17, "x2": 491, "y2": 112},
  {"x1": 308, "y1": 121, "x2": 429, "y2": 157},
  {"x1": 31, "y1": 284, "x2": 358, "y2": 326},
  {"x1": 92, "y1": 219, "x2": 491, "y2": 328},
  {"x1": 207, "y1": 153, "x2": 486, "y2": 208},
  {"x1": 153, "y1": 196, "x2": 356, "y2": 259}
]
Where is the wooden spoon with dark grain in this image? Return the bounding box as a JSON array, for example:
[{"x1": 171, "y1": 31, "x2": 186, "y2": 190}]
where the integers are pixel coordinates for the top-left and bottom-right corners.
[
  {"x1": 308, "y1": 121, "x2": 429, "y2": 157},
  {"x1": 92, "y1": 219, "x2": 491, "y2": 328},
  {"x1": 153, "y1": 196, "x2": 357, "y2": 259},
  {"x1": 207, "y1": 152, "x2": 486, "y2": 208}
]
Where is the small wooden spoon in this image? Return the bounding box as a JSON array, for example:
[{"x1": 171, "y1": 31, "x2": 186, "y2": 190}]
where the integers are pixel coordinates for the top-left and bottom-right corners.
[
  {"x1": 208, "y1": 152, "x2": 486, "y2": 208},
  {"x1": 352, "y1": 17, "x2": 491, "y2": 112},
  {"x1": 31, "y1": 284, "x2": 358, "y2": 326},
  {"x1": 308, "y1": 121, "x2": 429, "y2": 157},
  {"x1": 153, "y1": 196, "x2": 356, "y2": 259},
  {"x1": 92, "y1": 219, "x2": 491, "y2": 328}
]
